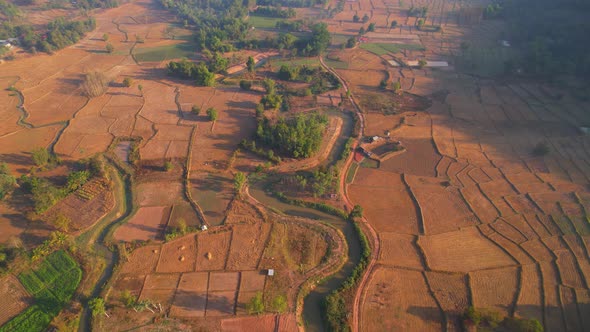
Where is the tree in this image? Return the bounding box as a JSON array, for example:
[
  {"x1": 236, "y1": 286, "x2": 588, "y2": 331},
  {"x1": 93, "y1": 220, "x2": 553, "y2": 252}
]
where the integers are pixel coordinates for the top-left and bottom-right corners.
[
  {"x1": 262, "y1": 78, "x2": 276, "y2": 94},
  {"x1": 353, "y1": 14, "x2": 360, "y2": 22},
  {"x1": 346, "y1": 37, "x2": 357, "y2": 48},
  {"x1": 418, "y1": 59, "x2": 427, "y2": 68},
  {"x1": 416, "y1": 18, "x2": 425, "y2": 29},
  {"x1": 379, "y1": 79, "x2": 388, "y2": 90},
  {"x1": 206, "y1": 107, "x2": 218, "y2": 121},
  {"x1": 350, "y1": 204, "x2": 363, "y2": 218},
  {"x1": 32, "y1": 148, "x2": 49, "y2": 167},
  {"x1": 121, "y1": 290, "x2": 136, "y2": 307},
  {"x1": 367, "y1": 23, "x2": 376, "y2": 32},
  {"x1": 0, "y1": 163, "x2": 15, "y2": 200},
  {"x1": 391, "y1": 20, "x2": 398, "y2": 29},
  {"x1": 359, "y1": 26, "x2": 366, "y2": 35},
  {"x1": 164, "y1": 160, "x2": 173, "y2": 171},
  {"x1": 66, "y1": 170, "x2": 90, "y2": 192},
  {"x1": 105, "y1": 42, "x2": 114, "y2": 53},
  {"x1": 246, "y1": 56, "x2": 255, "y2": 73},
  {"x1": 233, "y1": 171, "x2": 246, "y2": 194},
  {"x1": 123, "y1": 77, "x2": 133, "y2": 87},
  {"x1": 239, "y1": 80, "x2": 252, "y2": 90},
  {"x1": 191, "y1": 105, "x2": 200, "y2": 115},
  {"x1": 102, "y1": 33, "x2": 109, "y2": 41},
  {"x1": 89, "y1": 298, "x2": 107, "y2": 317},
  {"x1": 247, "y1": 291, "x2": 264, "y2": 314},
  {"x1": 135, "y1": 34, "x2": 144, "y2": 43},
  {"x1": 392, "y1": 80, "x2": 402, "y2": 93},
  {"x1": 362, "y1": 13, "x2": 369, "y2": 23},
  {"x1": 138, "y1": 84, "x2": 143, "y2": 96},
  {"x1": 82, "y1": 71, "x2": 109, "y2": 98},
  {"x1": 53, "y1": 214, "x2": 71, "y2": 232},
  {"x1": 271, "y1": 295, "x2": 287, "y2": 313}
]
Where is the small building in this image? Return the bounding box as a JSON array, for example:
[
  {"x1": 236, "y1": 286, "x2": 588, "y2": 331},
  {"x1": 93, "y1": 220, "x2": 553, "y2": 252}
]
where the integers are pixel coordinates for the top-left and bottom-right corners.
[
  {"x1": 371, "y1": 136, "x2": 381, "y2": 142},
  {"x1": 201, "y1": 225, "x2": 208, "y2": 231},
  {"x1": 499, "y1": 40, "x2": 511, "y2": 47},
  {"x1": 267, "y1": 269, "x2": 275, "y2": 276}
]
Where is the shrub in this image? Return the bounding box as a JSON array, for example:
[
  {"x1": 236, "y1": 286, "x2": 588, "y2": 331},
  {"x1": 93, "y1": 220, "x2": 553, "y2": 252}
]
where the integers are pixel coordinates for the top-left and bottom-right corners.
[
  {"x1": 123, "y1": 77, "x2": 133, "y2": 87},
  {"x1": 191, "y1": 105, "x2": 200, "y2": 115},
  {"x1": 418, "y1": 59, "x2": 427, "y2": 68},
  {"x1": 164, "y1": 160, "x2": 173, "y2": 171},
  {"x1": 206, "y1": 107, "x2": 218, "y2": 121},
  {"x1": 239, "y1": 80, "x2": 252, "y2": 90},
  {"x1": 246, "y1": 292, "x2": 264, "y2": 314},
  {"x1": 32, "y1": 148, "x2": 49, "y2": 167},
  {"x1": 105, "y1": 43, "x2": 114, "y2": 53}
]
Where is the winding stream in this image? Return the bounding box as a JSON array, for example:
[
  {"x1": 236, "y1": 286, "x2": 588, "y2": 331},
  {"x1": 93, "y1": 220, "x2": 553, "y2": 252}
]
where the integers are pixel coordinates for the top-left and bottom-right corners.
[{"x1": 250, "y1": 184, "x2": 361, "y2": 331}]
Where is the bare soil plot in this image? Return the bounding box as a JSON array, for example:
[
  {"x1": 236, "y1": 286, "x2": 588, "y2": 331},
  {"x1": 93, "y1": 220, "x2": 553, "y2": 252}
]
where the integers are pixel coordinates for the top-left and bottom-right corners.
[
  {"x1": 114, "y1": 206, "x2": 170, "y2": 242},
  {"x1": 206, "y1": 291, "x2": 237, "y2": 316},
  {"x1": 406, "y1": 175, "x2": 477, "y2": 234},
  {"x1": 196, "y1": 230, "x2": 232, "y2": 271},
  {"x1": 170, "y1": 272, "x2": 209, "y2": 318},
  {"x1": 379, "y1": 233, "x2": 423, "y2": 269},
  {"x1": 425, "y1": 272, "x2": 469, "y2": 314},
  {"x1": 469, "y1": 266, "x2": 519, "y2": 316},
  {"x1": 379, "y1": 138, "x2": 441, "y2": 177},
  {"x1": 156, "y1": 235, "x2": 197, "y2": 273},
  {"x1": 555, "y1": 250, "x2": 586, "y2": 289},
  {"x1": 349, "y1": 168, "x2": 420, "y2": 234},
  {"x1": 136, "y1": 181, "x2": 183, "y2": 207},
  {"x1": 521, "y1": 239, "x2": 554, "y2": 262},
  {"x1": 0, "y1": 125, "x2": 60, "y2": 174},
  {"x1": 226, "y1": 223, "x2": 271, "y2": 270},
  {"x1": 540, "y1": 260, "x2": 567, "y2": 332},
  {"x1": 486, "y1": 231, "x2": 535, "y2": 265},
  {"x1": 112, "y1": 274, "x2": 146, "y2": 300},
  {"x1": 560, "y1": 285, "x2": 583, "y2": 332},
  {"x1": 418, "y1": 227, "x2": 516, "y2": 272},
  {"x1": 139, "y1": 288, "x2": 176, "y2": 304},
  {"x1": 0, "y1": 275, "x2": 31, "y2": 326},
  {"x1": 239, "y1": 271, "x2": 266, "y2": 292},
  {"x1": 361, "y1": 267, "x2": 443, "y2": 332},
  {"x1": 208, "y1": 272, "x2": 240, "y2": 292},
  {"x1": 221, "y1": 314, "x2": 283, "y2": 331},
  {"x1": 190, "y1": 172, "x2": 234, "y2": 226},
  {"x1": 490, "y1": 219, "x2": 527, "y2": 244},
  {"x1": 515, "y1": 264, "x2": 543, "y2": 323},
  {"x1": 143, "y1": 273, "x2": 180, "y2": 290},
  {"x1": 120, "y1": 245, "x2": 161, "y2": 275}
]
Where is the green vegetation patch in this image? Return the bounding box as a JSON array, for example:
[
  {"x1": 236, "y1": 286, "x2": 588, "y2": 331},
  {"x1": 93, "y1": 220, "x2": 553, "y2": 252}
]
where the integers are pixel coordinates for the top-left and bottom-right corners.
[
  {"x1": 270, "y1": 57, "x2": 320, "y2": 68},
  {"x1": 3, "y1": 250, "x2": 82, "y2": 332},
  {"x1": 346, "y1": 162, "x2": 359, "y2": 184},
  {"x1": 360, "y1": 158, "x2": 379, "y2": 169},
  {"x1": 248, "y1": 16, "x2": 284, "y2": 29},
  {"x1": 134, "y1": 42, "x2": 196, "y2": 62},
  {"x1": 360, "y1": 43, "x2": 425, "y2": 56},
  {"x1": 323, "y1": 57, "x2": 349, "y2": 69}
]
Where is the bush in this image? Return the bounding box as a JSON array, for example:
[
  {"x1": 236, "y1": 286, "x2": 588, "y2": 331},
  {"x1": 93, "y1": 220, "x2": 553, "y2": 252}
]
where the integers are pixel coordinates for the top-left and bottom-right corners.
[
  {"x1": 164, "y1": 160, "x2": 173, "y2": 171},
  {"x1": 32, "y1": 148, "x2": 49, "y2": 167},
  {"x1": 206, "y1": 107, "x2": 218, "y2": 121},
  {"x1": 105, "y1": 42, "x2": 114, "y2": 53},
  {"x1": 246, "y1": 292, "x2": 264, "y2": 314},
  {"x1": 191, "y1": 105, "x2": 200, "y2": 115},
  {"x1": 123, "y1": 77, "x2": 133, "y2": 87},
  {"x1": 239, "y1": 80, "x2": 252, "y2": 90}
]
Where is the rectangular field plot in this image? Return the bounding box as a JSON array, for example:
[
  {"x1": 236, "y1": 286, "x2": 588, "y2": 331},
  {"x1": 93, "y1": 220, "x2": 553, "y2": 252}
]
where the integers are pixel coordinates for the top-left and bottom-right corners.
[
  {"x1": 206, "y1": 291, "x2": 237, "y2": 316},
  {"x1": 208, "y1": 272, "x2": 239, "y2": 292},
  {"x1": 361, "y1": 267, "x2": 443, "y2": 332},
  {"x1": 379, "y1": 233, "x2": 423, "y2": 269},
  {"x1": 418, "y1": 227, "x2": 516, "y2": 272},
  {"x1": 515, "y1": 264, "x2": 543, "y2": 323},
  {"x1": 470, "y1": 266, "x2": 519, "y2": 316},
  {"x1": 156, "y1": 235, "x2": 197, "y2": 273},
  {"x1": 170, "y1": 289, "x2": 207, "y2": 318}
]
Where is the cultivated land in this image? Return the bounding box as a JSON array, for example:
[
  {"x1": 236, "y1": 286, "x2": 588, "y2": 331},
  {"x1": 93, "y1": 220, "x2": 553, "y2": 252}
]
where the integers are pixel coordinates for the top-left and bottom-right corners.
[{"x1": 0, "y1": 0, "x2": 589, "y2": 330}]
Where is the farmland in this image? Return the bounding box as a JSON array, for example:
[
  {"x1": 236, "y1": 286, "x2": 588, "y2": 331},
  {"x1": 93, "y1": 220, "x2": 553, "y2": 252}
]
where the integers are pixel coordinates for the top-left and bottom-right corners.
[{"x1": 0, "y1": 0, "x2": 589, "y2": 329}]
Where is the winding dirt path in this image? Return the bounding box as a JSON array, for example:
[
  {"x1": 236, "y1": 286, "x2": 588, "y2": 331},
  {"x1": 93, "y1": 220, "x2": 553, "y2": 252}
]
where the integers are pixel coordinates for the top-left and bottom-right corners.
[{"x1": 319, "y1": 56, "x2": 380, "y2": 332}]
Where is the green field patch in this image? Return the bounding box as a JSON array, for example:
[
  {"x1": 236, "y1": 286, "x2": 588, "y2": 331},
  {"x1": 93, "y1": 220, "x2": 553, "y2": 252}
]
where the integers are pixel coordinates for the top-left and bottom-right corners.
[
  {"x1": 360, "y1": 43, "x2": 425, "y2": 56},
  {"x1": 346, "y1": 162, "x2": 359, "y2": 183},
  {"x1": 269, "y1": 57, "x2": 320, "y2": 68},
  {"x1": 248, "y1": 15, "x2": 283, "y2": 29},
  {"x1": 359, "y1": 158, "x2": 379, "y2": 169},
  {"x1": 324, "y1": 57, "x2": 349, "y2": 69},
  {"x1": 133, "y1": 42, "x2": 197, "y2": 62},
  {"x1": 2, "y1": 250, "x2": 82, "y2": 332}
]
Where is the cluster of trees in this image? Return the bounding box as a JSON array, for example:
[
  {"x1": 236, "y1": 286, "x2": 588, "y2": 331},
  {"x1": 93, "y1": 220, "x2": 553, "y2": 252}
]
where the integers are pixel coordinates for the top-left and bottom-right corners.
[
  {"x1": 463, "y1": 306, "x2": 542, "y2": 332},
  {"x1": 167, "y1": 58, "x2": 217, "y2": 86},
  {"x1": 252, "y1": 6, "x2": 296, "y2": 18},
  {"x1": 255, "y1": 112, "x2": 328, "y2": 158},
  {"x1": 160, "y1": 0, "x2": 249, "y2": 52},
  {"x1": 0, "y1": 0, "x2": 20, "y2": 21},
  {"x1": 293, "y1": 165, "x2": 338, "y2": 196},
  {"x1": 277, "y1": 64, "x2": 341, "y2": 94},
  {"x1": 352, "y1": 13, "x2": 369, "y2": 23},
  {"x1": 408, "y1": 6, "x2": 427, "y2": 17},
  {"x1": 256, "y1": 0, "x2": 326, "y2": 8},
  {"x1": 8, "y1": 17, "x2": 97, "y2": 53},
  {"x1": 75, "y1": 0, "x2": 119, "y2": 9},
  {"x1": 260, "y1": 78, "x2": 283, "y2": 110},
  {"x1": 275, "y1": 20, "x2": 304, "y2": 32},
  {"x1": 501, "y1": 0, "x2": 590, "y2": 83},
  {"x1": 483, "y1": 2, "x2": 503, "y2": 19},
  {"x1": 82, "y1": 71, "x2": 110, "y2": 98},
  {"x1": 0, "y1": 163, "x2": 15, "y2": 200},
  {"x1": 18, "y1": 154, "x2": 103, "y2": 214}
]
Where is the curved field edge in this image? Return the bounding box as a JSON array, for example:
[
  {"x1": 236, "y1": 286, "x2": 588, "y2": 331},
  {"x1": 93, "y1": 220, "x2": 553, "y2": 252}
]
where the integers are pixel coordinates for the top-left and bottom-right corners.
[{"x1": 0, "y1": 250, "x2": 82, "y2": 332}]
